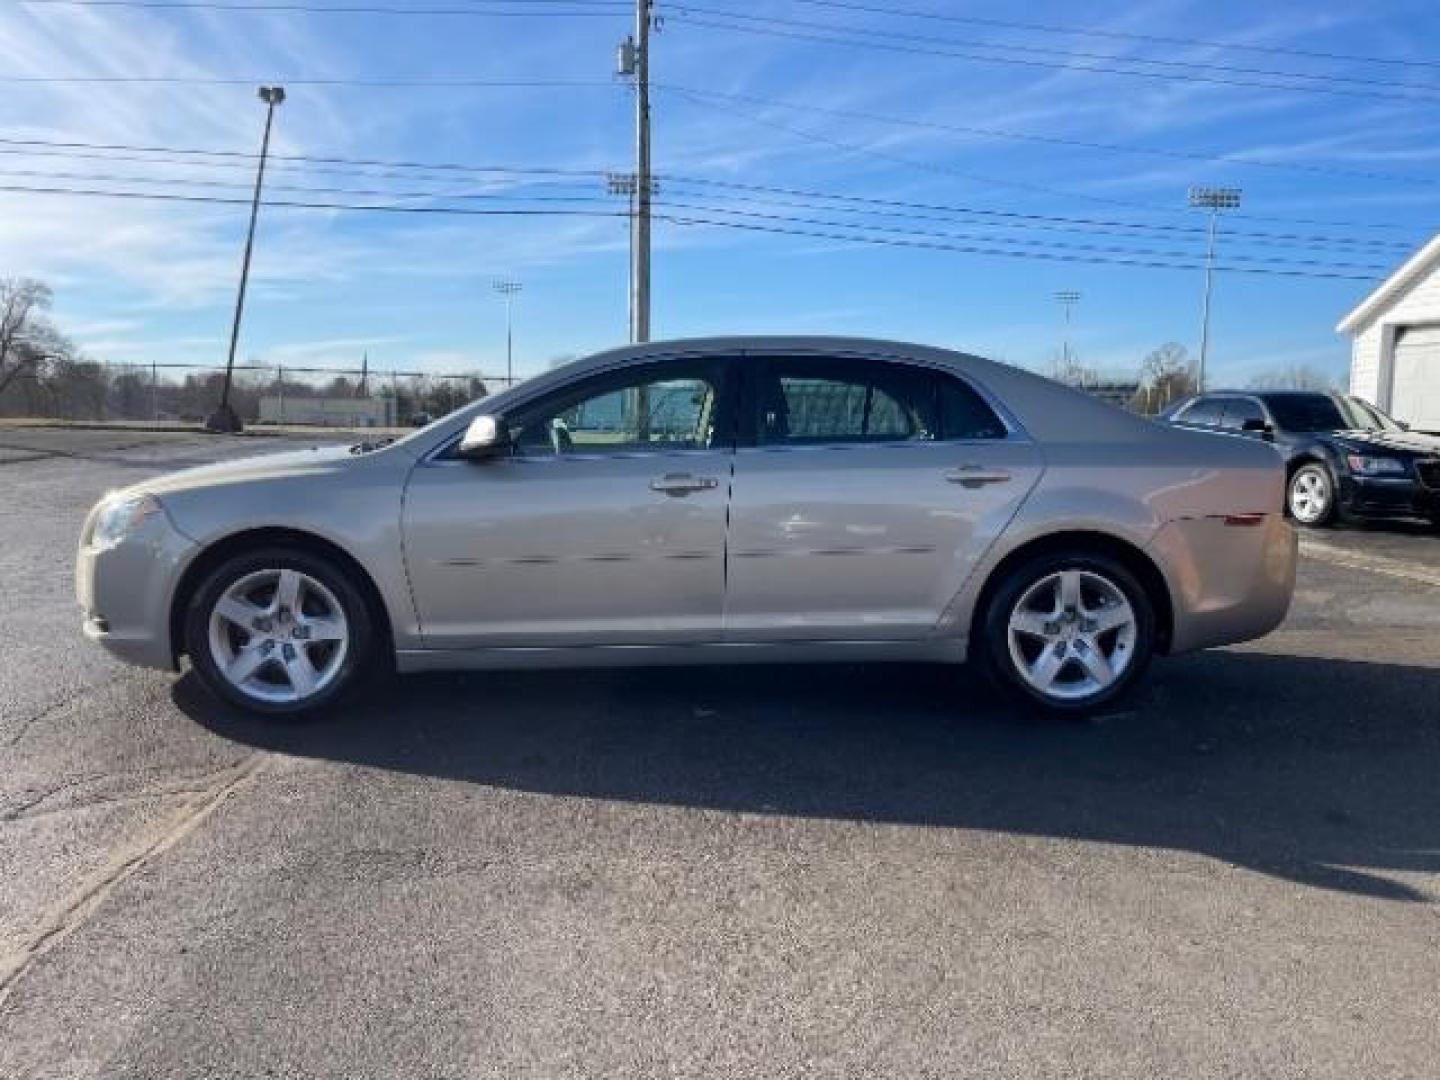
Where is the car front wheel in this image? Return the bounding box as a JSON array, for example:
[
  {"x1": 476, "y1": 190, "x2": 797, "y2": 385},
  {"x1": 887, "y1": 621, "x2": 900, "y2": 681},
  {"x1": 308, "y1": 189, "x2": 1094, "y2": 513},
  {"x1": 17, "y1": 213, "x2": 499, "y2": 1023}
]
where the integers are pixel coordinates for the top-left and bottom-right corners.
[
  {"x1": 1288, "y1": 463, "x2": 1337, "y2": 526},
  {"x1": 980, "y1": 553, "x2": 1155, "y2": 716},
  {"x1": 184, "y1": 547, "x2": 374, "y2": 717}
]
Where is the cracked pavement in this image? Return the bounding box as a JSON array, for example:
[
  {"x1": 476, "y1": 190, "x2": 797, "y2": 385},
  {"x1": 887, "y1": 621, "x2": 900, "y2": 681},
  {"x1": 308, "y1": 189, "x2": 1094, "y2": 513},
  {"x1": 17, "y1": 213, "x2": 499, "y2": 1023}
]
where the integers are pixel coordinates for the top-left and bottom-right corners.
[{"x1": 1, "y1": 426, "x2": 1438, "y2": 1078}]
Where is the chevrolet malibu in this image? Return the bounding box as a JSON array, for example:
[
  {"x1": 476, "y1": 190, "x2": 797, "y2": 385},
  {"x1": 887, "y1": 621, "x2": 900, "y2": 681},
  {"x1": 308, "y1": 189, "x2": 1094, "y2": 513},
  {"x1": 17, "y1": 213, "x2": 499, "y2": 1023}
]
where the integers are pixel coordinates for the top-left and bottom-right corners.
[{"x1": 77, "y1": 337, "x2": 1296, "y2": 717}]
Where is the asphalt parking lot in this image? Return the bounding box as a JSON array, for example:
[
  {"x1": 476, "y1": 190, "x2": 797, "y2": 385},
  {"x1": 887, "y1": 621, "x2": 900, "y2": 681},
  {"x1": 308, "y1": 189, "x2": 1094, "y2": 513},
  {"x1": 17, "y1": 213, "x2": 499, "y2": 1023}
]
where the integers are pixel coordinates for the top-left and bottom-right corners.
[{"x1": 2, "y1": 426, "x2": 1437, "y2": 1079}]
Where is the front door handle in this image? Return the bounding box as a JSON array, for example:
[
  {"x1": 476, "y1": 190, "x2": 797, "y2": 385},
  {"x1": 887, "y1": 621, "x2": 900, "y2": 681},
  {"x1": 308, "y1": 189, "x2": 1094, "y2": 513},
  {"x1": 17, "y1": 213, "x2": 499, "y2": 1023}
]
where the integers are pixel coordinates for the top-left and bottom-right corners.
[
  {"x1": 650, "y1": 473, "x2": 720, "y2": 496},
  {"x1": 944, "y1": 464, "x2": 1012, "y2": 488}
]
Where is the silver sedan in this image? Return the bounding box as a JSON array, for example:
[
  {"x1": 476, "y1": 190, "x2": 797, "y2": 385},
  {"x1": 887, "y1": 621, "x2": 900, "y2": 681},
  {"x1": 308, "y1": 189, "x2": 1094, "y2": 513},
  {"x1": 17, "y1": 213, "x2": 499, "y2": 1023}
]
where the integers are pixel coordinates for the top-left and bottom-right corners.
[{"x1": 76, "y1": 337, "x2": 1296, "y2": 717}]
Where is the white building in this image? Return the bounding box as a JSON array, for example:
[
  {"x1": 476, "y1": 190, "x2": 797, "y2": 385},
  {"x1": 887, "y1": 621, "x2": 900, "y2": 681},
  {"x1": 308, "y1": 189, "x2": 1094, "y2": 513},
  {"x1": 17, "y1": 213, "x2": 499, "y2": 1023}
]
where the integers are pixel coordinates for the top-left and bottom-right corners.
[
  {"x1": 1337, "y1": 233, "x2": 1440, "y2": 431},
  {"x1": 257, "y1": 395, "x2": 395, "y2": 428}
]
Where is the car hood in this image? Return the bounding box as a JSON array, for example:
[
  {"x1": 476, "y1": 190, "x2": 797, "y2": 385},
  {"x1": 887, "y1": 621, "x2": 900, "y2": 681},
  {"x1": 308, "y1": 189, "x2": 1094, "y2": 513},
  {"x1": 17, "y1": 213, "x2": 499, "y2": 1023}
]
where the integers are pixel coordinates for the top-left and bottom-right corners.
[
  {"x1": 1326, "y1": 429, "x2": 1440, "y2": 456},
  {"x1": 123, "y1": 444, "x2": 365, "y2": 499}
]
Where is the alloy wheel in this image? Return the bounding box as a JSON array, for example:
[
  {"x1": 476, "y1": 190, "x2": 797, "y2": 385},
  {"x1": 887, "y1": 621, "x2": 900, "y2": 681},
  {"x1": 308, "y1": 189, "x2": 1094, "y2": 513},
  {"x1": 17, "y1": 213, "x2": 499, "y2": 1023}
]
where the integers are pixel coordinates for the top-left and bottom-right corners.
[
  {"x1": 207, "y1": 568, "x2": 350, "y2": 705},
  {"x1": 1006, "y1": 568, "x2": 1138, "y2": 703},
  {"x1": 1290, "y1": 468, "x2": 1329, "y2": 524}
]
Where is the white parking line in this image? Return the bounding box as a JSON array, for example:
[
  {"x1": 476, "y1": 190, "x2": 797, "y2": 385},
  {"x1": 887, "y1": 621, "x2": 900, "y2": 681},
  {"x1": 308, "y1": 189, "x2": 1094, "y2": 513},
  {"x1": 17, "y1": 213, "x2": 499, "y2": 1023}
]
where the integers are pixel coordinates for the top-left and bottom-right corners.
[
  {"x1": 0, "y1": 754, "x2": 270, "y2": 1010},
  {"x1": 1299, "y1": 537, "x2": 1440, "y2": 588}
]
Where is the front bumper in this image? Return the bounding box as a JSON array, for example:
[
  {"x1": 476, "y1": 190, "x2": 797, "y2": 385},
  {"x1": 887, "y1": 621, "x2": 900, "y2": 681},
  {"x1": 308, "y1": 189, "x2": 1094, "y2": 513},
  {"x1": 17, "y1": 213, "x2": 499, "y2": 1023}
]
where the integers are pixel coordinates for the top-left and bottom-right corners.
[
  {"x1": 76, "y1": 502, "x2": 197, "y2": 670},
  {"x1": 1147, "y1": 512, "x2": 1297, "y2": 655},
  {"x1": 1341, "y1": 474, "x2": 1440, "y2": 519}
]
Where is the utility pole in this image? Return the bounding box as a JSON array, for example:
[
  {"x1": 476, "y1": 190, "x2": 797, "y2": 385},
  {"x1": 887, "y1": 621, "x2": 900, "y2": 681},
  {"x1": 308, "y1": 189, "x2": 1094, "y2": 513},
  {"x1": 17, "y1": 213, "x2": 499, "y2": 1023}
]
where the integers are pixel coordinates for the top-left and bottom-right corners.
[
  {"x1": 1187, "y1": 186, "x2": 1242, "y2": 394},
  {"x1": 616, "y1": 0, "x2": 654, "y2": 342},
  {"x1": 208, "y1": 85, "x2": 285, "y2": 433},
  {"x1": 492, "y1": 279, "x2": 522, "y2": 387},
  {"x1": 1054, "y1": 290, "x2": 1080, "y2": 381}
]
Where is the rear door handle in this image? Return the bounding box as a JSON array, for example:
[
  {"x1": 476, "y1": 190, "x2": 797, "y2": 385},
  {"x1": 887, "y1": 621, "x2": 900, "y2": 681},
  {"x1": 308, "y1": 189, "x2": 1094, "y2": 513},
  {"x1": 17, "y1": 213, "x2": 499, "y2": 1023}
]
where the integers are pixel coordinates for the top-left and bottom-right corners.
[
  {"x1": 650, "y1": 473, "x2": 720, "y2": 496},
  {"x1": 944, "y1": 465, "x2": 1012, "y2": 488}
]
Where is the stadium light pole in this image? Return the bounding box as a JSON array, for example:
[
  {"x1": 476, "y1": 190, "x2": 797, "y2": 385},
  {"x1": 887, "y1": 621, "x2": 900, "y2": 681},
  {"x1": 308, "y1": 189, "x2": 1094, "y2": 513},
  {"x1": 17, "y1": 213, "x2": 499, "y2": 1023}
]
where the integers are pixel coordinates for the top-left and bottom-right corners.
[
  {"x1": 1188, "y1": 186, "x2": 1242, "y2": 394},
  {"x1": 492, "y1": 279, "x2": 522, "y2": 388},
  {"x1": 1054, "y1": 289, "x2": 1081, "y2": 381},
  {"x1": 208, "y1": 85, "x2": 285, "y2": 433}
]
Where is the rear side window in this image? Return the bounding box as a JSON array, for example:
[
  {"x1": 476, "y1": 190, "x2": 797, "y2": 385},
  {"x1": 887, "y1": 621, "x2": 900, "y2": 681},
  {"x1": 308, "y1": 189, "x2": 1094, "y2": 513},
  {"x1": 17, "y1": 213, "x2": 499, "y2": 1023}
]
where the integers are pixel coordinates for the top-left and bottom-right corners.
[
  {"x1": 939, "y1": 376, "x2": 1008, "y2": 439},
  {"x1": 755, "y1": 357, "x2": 1005, "y2": 446}
]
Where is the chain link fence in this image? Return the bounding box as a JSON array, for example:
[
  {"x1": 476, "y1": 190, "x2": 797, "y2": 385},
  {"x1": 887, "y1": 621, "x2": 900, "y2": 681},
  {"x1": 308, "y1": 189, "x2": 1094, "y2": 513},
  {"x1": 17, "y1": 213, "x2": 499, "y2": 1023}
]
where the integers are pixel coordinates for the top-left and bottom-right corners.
[{"x1": 0, "y1": 359, "x2": 514, "y2": 429}]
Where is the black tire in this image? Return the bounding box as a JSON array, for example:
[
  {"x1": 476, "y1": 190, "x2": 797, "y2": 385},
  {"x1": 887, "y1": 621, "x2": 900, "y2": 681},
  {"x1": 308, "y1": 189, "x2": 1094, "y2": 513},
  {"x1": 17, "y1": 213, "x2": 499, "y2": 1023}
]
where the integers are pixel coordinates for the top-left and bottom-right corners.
[
  {"x1": 1287, "y1": 462, "x2": 1338, "y2": 527},
  {"x1": 184, "y1": 546, "x2": 375, "y2": 718},
  {"x1": 978, "y1": 551, "x2": 1156, "y2": 717}
]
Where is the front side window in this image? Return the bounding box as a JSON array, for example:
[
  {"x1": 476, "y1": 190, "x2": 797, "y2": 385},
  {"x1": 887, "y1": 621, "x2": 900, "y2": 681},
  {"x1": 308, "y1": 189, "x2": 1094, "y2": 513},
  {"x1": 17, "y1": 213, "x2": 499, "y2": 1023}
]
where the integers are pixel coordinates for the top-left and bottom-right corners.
[
  {"x1": 509, "y1": 361, "x2": 726, "y2": 456},
  {"x1": 1220, "y1": 398, "x2": 1265, "y2": 430},
  {"x1": 755, "y1": 358, "x2": 1004, "y2": 446},
  {"x1": 1264, "y1": 394, "x2": 1345, "y2": 433},
  {"x1": 1177, "y1": 397, "x2": 1224, "y2": 427}
]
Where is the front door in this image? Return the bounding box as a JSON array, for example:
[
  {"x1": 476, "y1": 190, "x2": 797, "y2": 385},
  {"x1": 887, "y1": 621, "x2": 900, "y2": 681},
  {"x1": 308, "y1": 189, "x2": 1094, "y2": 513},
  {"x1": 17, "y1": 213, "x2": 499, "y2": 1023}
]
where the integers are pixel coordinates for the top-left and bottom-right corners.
[
  {"x1": 724, "y1": 354, "x2": 1042, "y2": 641},
  {"x1": 403, "y1": 358, "x2": 735, "y2": 649}
]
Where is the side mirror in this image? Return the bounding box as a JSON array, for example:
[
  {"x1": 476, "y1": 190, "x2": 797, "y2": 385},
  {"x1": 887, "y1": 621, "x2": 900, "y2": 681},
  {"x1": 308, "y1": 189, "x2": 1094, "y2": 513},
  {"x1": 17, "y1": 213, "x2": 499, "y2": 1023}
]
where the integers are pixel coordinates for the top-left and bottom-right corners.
[
  {"x1": 457, "y1": 414, "x2": 511, "y2": 460},
  {"x1": 1241, "y1": 418, "x2": 1273, "y2": 435},
  {"x1": 1397, "y1": 420, "x2": 1411, "y2": 431}
]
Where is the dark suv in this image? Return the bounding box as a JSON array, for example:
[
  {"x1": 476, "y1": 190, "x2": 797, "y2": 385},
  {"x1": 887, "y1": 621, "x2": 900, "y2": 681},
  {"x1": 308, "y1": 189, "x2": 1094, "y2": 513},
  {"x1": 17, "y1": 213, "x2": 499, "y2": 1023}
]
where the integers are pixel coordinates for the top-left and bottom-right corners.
[{"x1": 1161, "y1": 390, "x2": 1440, "y2": 527}]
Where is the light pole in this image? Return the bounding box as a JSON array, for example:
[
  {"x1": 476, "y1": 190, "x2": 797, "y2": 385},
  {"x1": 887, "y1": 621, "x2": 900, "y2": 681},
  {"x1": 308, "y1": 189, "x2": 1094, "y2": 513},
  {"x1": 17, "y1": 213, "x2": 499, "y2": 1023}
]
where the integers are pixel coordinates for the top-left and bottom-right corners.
[
  {"x1": 492, "y1": 279, "x2": 522, "y2": 388},
  {"x1": 1054, "y1": 289, "x2": 1080, "y2": 381},
  {"x1": 208, "y1": 85, "x2": 285, "y2": 433},
  {"x1": 1187, "y1": 185, "x2": 1242, "y2": 394}
]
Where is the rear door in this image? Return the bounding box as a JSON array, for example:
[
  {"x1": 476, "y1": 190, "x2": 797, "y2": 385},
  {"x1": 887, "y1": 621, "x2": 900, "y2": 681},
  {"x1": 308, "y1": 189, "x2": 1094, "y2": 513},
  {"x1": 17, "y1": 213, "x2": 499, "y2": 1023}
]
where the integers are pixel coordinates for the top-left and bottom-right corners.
[{"x1": 724, "y1": 354, "x2": 1042, "y2": 642}]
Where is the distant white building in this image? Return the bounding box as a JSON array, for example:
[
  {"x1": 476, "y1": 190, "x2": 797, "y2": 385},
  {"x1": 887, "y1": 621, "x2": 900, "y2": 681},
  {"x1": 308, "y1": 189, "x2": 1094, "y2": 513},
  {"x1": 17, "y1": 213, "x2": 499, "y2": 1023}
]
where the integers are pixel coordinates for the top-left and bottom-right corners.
[
  {"x1": 1337, "y1": 233, "x2": 1440, "y2": 431},
  {"x1": 257, "y1": 396, "x2": 394, "y2": 428}
]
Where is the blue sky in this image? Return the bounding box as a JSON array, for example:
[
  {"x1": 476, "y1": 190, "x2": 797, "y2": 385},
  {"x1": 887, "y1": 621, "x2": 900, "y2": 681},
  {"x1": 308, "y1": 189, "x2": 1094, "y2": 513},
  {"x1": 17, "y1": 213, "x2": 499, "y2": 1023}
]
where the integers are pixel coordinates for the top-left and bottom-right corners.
[{"x1": 2, "y1": 0, "x2": 1439, "y2": 387}]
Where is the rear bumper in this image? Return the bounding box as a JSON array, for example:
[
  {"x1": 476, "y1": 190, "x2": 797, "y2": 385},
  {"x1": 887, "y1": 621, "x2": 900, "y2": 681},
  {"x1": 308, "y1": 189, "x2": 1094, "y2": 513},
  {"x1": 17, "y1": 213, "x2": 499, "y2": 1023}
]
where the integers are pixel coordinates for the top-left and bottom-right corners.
[
  {"x1": 75, "y1": 506, "x2": 195, "y2": 671},
  {"x1": 1147, "y1": 513, "x2": 1297, "y2": 654}
]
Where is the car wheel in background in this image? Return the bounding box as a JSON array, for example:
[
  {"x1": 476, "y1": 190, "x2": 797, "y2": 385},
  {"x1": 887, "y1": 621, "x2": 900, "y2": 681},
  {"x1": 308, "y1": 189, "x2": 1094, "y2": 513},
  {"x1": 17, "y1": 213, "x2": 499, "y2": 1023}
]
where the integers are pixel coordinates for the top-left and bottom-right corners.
[
  {"x1": 1288, "y1": 463, "x2": 1337, "y2": 527},
  {"x1": 980, "y1": 552, "x2": 1156, "y2": 717},
  {"x1": 184, "y1": 546, "x2": 374, "y2": 717}
]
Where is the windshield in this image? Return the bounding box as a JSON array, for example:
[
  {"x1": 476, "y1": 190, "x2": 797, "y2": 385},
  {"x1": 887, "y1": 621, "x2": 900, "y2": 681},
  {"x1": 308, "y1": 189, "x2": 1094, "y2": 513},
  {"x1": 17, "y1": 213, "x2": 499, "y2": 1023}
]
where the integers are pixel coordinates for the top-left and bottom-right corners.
[
  {"x1": 1265, "y1": 394, "x2": 1399, "y2": 433},
  {"x1": 1342, "y1": 396, "x2": 1403, "y2": 432}
]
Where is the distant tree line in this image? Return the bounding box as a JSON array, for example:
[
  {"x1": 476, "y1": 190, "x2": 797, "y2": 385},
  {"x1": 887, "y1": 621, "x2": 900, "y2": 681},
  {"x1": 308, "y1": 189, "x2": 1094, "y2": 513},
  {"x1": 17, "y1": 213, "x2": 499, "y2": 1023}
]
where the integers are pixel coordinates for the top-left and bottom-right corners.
[{"x1": 0, "y1": 277, "x2": 487, "y2": 424}]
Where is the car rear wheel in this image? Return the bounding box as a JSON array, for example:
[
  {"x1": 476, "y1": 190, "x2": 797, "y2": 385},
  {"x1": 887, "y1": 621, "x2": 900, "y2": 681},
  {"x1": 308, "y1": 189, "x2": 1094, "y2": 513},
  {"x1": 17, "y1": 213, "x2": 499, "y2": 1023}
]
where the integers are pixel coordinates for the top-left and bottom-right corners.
[
  {"x1": 1288, "y1": 463, "x2": 1337, "y2": 527},
  {"x1": 185, "y1": 546, "x2": 374, "y2": 717},
  {"x1": 980, "y1": 552, "x2": 1155, "y2": 716}
]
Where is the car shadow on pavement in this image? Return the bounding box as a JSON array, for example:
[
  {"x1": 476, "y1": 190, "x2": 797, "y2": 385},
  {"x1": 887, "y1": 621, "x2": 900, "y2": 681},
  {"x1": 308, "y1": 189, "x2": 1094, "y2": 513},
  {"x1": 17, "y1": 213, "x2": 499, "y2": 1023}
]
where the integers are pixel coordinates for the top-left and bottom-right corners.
[{"x1": 178, "y1": 649, "x2": 1440, "y2": 903}]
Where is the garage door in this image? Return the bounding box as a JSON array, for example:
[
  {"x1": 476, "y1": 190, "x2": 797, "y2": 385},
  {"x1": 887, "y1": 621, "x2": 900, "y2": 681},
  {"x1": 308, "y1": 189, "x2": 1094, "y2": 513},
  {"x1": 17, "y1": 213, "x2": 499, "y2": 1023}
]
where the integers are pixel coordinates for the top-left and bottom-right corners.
[{"x1": 1392, "y1": 326, "x2": 1440, "y2": 432}]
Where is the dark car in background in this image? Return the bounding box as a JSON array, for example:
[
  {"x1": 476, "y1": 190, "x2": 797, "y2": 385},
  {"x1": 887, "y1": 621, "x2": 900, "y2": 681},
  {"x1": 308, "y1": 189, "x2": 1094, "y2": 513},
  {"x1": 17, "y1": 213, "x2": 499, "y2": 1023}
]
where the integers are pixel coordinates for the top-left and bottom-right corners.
[{"x1": 1161, "y1": 390, "x2": 1440, "y2": 528}]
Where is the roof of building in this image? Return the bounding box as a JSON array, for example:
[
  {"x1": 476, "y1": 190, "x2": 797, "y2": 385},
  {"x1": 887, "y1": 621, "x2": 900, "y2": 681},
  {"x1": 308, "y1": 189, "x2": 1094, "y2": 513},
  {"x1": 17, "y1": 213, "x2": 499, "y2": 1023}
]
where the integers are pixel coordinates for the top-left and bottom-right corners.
[{"x1": 1337, "y1": 231, "x2": 1440, "y2": 334}]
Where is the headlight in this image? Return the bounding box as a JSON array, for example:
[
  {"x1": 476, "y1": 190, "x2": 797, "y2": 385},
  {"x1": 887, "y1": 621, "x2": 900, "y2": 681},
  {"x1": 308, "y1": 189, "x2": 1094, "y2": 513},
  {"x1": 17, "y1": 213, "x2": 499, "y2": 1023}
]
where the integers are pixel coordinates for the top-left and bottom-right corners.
[
  {"x1": 89, "y1": 493, "x2": 162, "y2": 551},
  {"x1": 1345, "y1": 454, "x2": 1407, "y2": 477}
]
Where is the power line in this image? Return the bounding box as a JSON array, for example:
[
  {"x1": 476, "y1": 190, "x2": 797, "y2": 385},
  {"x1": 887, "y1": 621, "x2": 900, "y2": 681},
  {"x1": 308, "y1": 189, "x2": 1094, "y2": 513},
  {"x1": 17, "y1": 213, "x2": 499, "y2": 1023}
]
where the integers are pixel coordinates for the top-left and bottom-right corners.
[
  {"x1": 666, "y1": 11, "x2": 1440, "y2": 105},
  {"x1": 670, "y1": 3, "x2": 1440, "y2": 97},
  {"x1": 653, "y1": 198, "x2": 1392, "y2": 272},
  {"x1": 0, "y1": 178, "x2": 1389, "y2": 280},
  {"x1": 0, "y1": 151, "x2": 1408, "y2": 258},
  {"x1": 1, "y1": 153, "x2": 1392, "y2": 264},
  {"x1": 658, "y1": 82, "x2": 1440, "y2": 190},
  {"x1": 655, "y1": 180, "x2": 1417, "y2": 254},
  {"x1": 662, "y1": 83, "x2": 1433, "y2": 236},
  {"x1": 785, "y1": 0, "x2": 1440, "y2": 72},
  {"x1": 0, "y1": 132, "x2": 1422, "y2": 247},
  {"x1": 0, "y1": 135, "x2": 612, "y2": 177},
  {"x1": 14, "y1": 0, "x2": 629, "y2": 14},
  {"x1": 656, "y1": 212, "x2": 1382, "y2": 282},
  {"x1": 0, "y1": 73, "x2": 619, "y2": 87}
]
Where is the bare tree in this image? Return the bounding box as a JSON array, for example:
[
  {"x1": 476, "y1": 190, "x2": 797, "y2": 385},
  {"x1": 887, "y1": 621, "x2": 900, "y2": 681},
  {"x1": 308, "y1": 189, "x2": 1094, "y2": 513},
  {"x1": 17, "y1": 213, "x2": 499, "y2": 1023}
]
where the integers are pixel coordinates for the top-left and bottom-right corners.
[
  {"x1": 1139, "y1": 342, "x2": 1197, "y2": 412},
  {"x1": 0, "y1": 278, "x2": 56, "y2": 397},
  {"x1": 1246, "y1": 364, "x2": 1338, "y2": 391}
]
